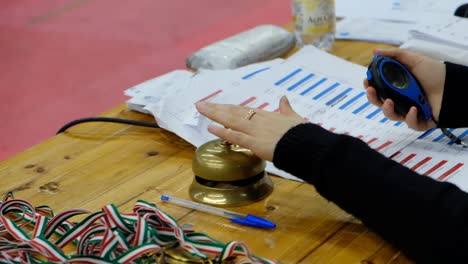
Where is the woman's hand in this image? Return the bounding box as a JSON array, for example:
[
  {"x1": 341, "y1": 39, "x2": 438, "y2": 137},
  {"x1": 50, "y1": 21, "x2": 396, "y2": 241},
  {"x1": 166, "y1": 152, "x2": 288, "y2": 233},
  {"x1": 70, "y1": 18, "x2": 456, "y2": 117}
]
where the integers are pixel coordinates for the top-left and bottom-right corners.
[
  {"x1": 364, "y1": 48, "x2": 446, "y2": 131},
  {"x1": 195, "y1": 96, "x2": 305, "y2": 161}
]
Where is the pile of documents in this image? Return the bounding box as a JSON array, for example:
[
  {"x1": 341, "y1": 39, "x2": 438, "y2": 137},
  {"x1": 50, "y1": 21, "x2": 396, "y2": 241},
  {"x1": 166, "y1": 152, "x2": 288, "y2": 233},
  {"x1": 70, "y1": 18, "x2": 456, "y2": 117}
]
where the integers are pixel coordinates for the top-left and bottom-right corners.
[
  {"x1": 335, "y1": 0, "x2": 468, "y2": 55},
  {"x1": 401, "y1": 15, "x2": 468, "y2": 66},
  {"x1": 124, "y1": 46, "x2": 467, "y2": 189}
]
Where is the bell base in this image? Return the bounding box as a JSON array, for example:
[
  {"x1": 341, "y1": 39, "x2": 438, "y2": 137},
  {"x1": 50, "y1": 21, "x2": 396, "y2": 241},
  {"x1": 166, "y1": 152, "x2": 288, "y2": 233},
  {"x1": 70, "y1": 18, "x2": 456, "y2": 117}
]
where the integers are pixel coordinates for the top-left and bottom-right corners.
[{"x1": 189, "y1": 172, "x2": 274, "y2": 207}]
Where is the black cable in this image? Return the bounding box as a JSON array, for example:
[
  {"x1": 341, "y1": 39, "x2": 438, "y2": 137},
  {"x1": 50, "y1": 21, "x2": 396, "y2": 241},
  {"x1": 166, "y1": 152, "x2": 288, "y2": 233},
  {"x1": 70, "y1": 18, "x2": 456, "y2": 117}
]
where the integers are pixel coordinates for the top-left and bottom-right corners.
[
  {"x1": 440, "y1": 128, "x2": 467, "y2": 147},
  {"x1": 57, "y1": 116, "x2": 466, "y2": 147},
  {"x1": 56, "y1": 117, "x2": 160, "y2": 134},
  {"x1": 431, "y1": 117, "x2": 467, "y2": 147}
]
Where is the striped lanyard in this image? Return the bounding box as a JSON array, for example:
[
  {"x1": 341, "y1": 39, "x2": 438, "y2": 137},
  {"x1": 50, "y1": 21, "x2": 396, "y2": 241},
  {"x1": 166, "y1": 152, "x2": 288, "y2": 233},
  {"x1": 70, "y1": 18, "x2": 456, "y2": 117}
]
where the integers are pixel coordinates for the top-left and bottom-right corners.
[{"x1": 0, "y1": 193, "x2": 279, "y2": 264}]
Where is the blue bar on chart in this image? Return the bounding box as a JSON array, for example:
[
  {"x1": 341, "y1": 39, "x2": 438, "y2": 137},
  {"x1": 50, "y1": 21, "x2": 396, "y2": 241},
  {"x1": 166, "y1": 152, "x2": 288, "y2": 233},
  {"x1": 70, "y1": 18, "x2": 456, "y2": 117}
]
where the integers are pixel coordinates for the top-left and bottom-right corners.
[
  {"x1": 313, "y1": 82, "x2": 340, "y2": 100},
  {"x1": 300, "y1": 78, "x2": 327, "y2": 96},
  {"x1": 394, "y1": 121, "x2": 403, "y2": 127},
  {"x1": 380, "y1": 117, "x2": 388, "y2": 123},
  {"x1": 366, "y1": 108, "x2": 382, "y2": 119},
  {"x1": 287, "y1": 73, "x2": 315, "y2": 91},
  {"x1": 432, "y1": 128, "x2": 455, "y2": 142},
  {"x1": 458, "y1": 129, "x2": 468, "y2": 139},
  {"x1": 418, "y1": 128, "x2": 437, "y2": 139},
  {"x1": 339, "y1": 91, "x2": 365, "y2": 110},
  {"x1": 326, "y1": 87, "x2": 353, "y2": 106},
  {"x1": 352, "y1": 101, "x2": 371, "y2": 114},
  {"x1": 275, "y1": 69, "x2": 302, "y2": 86},
  {"x1": 242, "y1": 67, "x2": 270, "y2": 80}
]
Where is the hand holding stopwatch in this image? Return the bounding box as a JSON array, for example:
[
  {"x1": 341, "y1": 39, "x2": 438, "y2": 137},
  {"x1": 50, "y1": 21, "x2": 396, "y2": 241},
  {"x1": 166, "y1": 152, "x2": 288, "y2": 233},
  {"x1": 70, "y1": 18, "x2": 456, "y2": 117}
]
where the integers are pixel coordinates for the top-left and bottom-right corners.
[
  {"x1": 366, "y1": 55, "x2": 467, "y2": 146},
  {"x1": 366, "y1": 55, "x2": 432, "y2": 121}
]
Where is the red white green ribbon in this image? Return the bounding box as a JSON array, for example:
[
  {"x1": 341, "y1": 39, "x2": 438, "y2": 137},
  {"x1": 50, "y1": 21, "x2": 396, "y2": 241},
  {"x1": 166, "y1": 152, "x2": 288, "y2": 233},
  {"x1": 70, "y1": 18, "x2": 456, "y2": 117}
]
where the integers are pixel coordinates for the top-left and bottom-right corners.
[{"x1": 0, "y1": 193, "x2": 279, "y2": 263}]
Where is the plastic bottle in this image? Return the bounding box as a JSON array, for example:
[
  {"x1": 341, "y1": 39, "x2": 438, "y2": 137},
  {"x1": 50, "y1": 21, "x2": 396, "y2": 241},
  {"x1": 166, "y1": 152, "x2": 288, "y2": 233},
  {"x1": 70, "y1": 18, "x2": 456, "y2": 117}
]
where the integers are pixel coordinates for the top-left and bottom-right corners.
[{"x1": 291, "y1": 0, "x2": 336, "y2": 50}]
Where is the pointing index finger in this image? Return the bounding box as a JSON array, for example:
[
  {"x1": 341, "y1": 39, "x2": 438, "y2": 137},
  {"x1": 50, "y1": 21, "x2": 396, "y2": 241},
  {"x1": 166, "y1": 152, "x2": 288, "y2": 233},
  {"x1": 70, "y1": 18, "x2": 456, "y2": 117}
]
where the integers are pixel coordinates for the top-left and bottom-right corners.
[{"x1": 195, "y1": 102, "x2": 253, "y2": 133}]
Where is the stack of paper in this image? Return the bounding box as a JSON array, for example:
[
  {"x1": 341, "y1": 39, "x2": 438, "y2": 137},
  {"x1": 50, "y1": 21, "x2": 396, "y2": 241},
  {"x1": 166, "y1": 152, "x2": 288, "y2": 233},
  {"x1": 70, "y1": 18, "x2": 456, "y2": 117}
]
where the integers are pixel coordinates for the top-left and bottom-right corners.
[
  {"x1": 401, "y1": 15, "x2": 468, "y2": 66},
  {"x1": 336, "y1": 0, "x2": 419, "y2": 22},
  {"x1": 336, "y1": 18, "x2": 414, "y2": 45},
  {"x1": 335, "y1": 0, "x2": 468, "y2": 46},
  {"x1": 123, "y1": 46, "x2": 467, "y2": 189},
  {"x1": 124, "y1": 70, "x2": 194, "y2": 114}
]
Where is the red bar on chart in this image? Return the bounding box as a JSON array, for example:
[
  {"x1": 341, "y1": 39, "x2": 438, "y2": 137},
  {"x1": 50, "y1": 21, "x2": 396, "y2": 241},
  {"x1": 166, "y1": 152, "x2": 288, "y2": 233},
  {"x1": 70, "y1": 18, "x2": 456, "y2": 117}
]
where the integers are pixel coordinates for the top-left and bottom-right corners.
[
  {"x1": 411, "y1": 157, "x2": 432, "y2": 171},
  {"x1": 197, "y1": 89, "x2": 223, "y2": 103},
  {"x1": 329, "y1": 127, "x2": 336, "y2": 132},
  {"x1": 400, "y1": 153, "x2": 416, "y2": 165},
  {"x1": 375, "y1": 141, "x2": 392, "y2": 151},
  {"x1": 366, "y1": 137, "x2": 378, "y2": 145},
  {"x1": 240, "y1": 96, "x2": 256, "y2": 106},
  {"x1": 437, "y1": 163, "x2": 464, "y2": 181},
  {"x1": 391, "y1": 151, "x2": 401, "y2": 159},
  {"x1": 423, "y1": 160, "x2": 448, "y2": 176},
  {"x1": 257, "y1": 102, "x2": 269, "y2": 109},
  {"x1": 273, "y1": 108, "x2": 280, "y2": 112}
]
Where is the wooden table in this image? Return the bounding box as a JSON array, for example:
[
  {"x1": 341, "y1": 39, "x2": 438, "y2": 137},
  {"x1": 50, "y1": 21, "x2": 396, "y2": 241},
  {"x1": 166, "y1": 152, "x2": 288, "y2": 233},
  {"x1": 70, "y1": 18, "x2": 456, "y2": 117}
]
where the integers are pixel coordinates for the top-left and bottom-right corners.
[{"x1": 0, "y1": 40, "x2": 414, "y2": 263}]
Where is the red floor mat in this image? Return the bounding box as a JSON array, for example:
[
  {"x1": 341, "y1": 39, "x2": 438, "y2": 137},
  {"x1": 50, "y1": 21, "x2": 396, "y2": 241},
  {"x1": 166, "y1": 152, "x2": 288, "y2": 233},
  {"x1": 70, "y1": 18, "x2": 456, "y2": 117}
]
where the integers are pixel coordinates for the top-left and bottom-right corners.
[{"x1": 0, "y1": 0, "x2": 291, "y2": 160}]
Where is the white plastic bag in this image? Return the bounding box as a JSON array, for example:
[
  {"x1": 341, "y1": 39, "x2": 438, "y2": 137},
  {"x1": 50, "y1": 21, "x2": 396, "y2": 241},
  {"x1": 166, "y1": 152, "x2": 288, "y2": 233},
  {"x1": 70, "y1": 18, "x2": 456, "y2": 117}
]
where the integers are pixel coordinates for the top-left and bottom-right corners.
[{"x1": 186, "y1": 24, "x2": 296, "y2": 70}]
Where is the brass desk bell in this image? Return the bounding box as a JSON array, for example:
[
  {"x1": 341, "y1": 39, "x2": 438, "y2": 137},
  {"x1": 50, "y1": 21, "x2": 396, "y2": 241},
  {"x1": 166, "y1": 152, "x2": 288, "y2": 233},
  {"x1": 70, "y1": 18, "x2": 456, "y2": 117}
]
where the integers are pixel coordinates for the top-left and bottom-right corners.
[{"x1": 189, "y1": 139, "x2": 273, "y2": 207}]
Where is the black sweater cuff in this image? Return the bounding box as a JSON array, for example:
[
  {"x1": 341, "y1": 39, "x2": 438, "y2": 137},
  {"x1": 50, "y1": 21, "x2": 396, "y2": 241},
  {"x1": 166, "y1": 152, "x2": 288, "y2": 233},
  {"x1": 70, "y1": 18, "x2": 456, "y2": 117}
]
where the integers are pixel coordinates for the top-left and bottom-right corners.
[
  {"x1": 438, "y1": 62, "x2": 468, "y2": 128},
  {"x1": 273, "y1": 123, "x2": 344, "y2": 186}
]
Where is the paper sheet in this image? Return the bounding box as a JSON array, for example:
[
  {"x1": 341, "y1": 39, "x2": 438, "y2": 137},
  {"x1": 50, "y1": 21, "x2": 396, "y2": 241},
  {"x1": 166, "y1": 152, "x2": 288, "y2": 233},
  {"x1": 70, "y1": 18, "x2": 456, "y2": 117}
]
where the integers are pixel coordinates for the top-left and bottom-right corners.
[
  {"x1": 125, "y1": 46, "x2": 467, "y2": 188},
  {"x1": 336, "y1": 0, "x2": 420, "y2": 22},
  {"x1": 400, "y1": 37, "x2": 468, "y2": 67},
  {"x1": 392, "y1": 131, "x2": 468, "y2": 190},
  {"x1": 284, "y1": 45, "x2": 367, "y2": 88},
  {"x1": 124, "y1": 70, "x2": 194, "y2": 114},
  {"x1": 409, "y1": 15, "x2": 468, "y2": 49},
  {"x1": 190, "y1": 47, "x2": 422, "y2": 157},
  {"x1": 400, "y1": 15, "x2": 468, "y2": 66},
  {"x1": 143, "y1": 46, "x2": 422, "y2": 181},
  {"x1": 336, "y1": 0, "x2": 467, "y2": 22},
  {"x1": 336, "y1": 17, "x2": 414, "y2": 45}
]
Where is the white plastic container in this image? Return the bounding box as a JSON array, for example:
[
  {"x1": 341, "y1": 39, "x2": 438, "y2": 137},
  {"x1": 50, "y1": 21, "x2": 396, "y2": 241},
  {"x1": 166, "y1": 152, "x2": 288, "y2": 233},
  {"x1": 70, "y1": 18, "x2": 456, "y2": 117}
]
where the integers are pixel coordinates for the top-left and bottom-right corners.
[{"x1": 292, "y1": 0, "x2": 336, "y2": 50}]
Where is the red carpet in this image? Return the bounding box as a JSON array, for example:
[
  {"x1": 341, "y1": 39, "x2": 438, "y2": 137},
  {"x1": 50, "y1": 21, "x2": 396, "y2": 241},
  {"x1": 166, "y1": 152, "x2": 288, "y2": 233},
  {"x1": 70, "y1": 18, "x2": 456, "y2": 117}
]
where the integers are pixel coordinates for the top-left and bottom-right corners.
[{"x1": 0, "y1": 0, "x2": 291, "y2": 160}]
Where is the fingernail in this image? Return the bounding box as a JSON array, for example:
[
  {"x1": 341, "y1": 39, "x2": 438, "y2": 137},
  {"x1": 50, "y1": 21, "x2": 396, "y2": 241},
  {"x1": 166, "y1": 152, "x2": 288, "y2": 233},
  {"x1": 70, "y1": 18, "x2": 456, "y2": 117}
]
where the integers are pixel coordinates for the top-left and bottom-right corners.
[
  {"x1": 196, "y1": 101, "x2": 206, "y2": 109},
  {"x1": 207, "y1": 124, "x2": 218, "y2": 132}
]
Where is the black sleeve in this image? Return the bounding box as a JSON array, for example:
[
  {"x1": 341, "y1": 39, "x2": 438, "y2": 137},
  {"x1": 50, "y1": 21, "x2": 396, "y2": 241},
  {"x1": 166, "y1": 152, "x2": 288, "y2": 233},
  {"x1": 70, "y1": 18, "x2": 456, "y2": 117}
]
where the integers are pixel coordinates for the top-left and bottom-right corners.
[
  {"x1": 273, "y1": 123, "x2": 468, "y2": 263},
  {"x1": 438, "y1": 62, "x2": 468, "y2": 128}
]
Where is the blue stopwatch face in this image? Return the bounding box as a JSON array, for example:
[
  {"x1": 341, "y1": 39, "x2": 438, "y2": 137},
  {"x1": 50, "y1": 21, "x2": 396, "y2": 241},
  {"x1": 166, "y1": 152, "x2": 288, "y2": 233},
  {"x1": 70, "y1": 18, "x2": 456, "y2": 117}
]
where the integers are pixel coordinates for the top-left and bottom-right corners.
[{"x1": 366, "y1": 55, "x2": 432, "y2": 121}]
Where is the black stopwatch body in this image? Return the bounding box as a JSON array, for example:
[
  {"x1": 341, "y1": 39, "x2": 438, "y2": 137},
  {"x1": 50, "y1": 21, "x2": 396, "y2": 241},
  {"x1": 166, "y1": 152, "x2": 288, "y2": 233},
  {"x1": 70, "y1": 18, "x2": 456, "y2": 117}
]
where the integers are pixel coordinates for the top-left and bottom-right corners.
[{"x1": 367, "y1": 55, "x2": 432, "y2": 121}]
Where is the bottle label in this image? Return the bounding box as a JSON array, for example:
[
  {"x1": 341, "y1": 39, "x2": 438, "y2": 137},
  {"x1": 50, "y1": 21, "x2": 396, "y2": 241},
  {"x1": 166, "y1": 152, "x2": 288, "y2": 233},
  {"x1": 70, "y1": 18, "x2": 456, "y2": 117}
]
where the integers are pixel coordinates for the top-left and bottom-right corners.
[{"x1": 292, "y1": 0, "x2": 335, "y2": 36}]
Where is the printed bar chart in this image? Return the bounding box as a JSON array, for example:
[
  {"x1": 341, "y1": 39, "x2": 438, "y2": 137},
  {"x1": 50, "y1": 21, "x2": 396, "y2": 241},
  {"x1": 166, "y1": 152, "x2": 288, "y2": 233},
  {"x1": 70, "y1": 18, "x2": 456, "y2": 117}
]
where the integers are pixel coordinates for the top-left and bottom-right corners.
[{"x1": 142, "y1": 45, "x2": 467, "y2": 185}]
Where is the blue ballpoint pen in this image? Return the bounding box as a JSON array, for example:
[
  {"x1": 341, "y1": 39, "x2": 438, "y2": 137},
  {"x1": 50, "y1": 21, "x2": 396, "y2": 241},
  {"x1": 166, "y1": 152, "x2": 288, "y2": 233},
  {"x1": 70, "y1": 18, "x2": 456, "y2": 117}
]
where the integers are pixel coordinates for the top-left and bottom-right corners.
[{"x1": 160, "y1": 195, "x2": 276, "y2": 229}]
